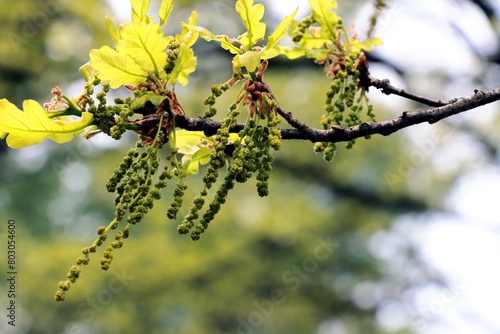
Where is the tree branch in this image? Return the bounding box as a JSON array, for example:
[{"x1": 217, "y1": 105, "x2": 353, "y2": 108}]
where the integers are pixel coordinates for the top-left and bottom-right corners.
[
  {"x1": 176, "y1": 87, "x2": 500, "y2": 144},
  {"x1": 364, "y1": 74, "x2": 449, "y2": 107}
]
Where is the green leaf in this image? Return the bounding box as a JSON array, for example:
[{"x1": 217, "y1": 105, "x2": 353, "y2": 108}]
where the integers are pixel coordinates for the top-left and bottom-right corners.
[
  {"x1": 130, "y1": 92, "x2": 166, "y2": 110},
  {"x1": 79, "y1": 61, "x2": 97, "y2": 82},
  {"x1": 281, "y1": 46, "x2": 307, "y2": 60},
  {"x1": 174, "y1": 130, "x2": 209, "y2": 149},
  {"x1": 308, "y1": 0, "x2": 338, "y2": 39},
  {"x1": 236, "y1": 0, "x2": 266, "y2": 49},
  {"x1": 116, "y1": 22, "x2": 171, "y2": 76},
  {"x1": 158, "y1": 0, "x2": 173, "y2": 26},
  {"x1": 191, "y1": 5, "x2": 295, "y2": 71},
  {"x1": 131, "y1": 0, "x2": 151, "y2": 23},
  {"x1": 167, "y1": 11, "x2": 199, "y2": 86},
  {"x1": 234, "y1": 51, "x2": 261, "y2": 72},
  {"x1": 179, "y1": 11, "x2": 199, "y2": 48},
  {"x1": 190, "y1": 25, "x2": 241, "y2": 55},
  {"x1": 0, "y1": 99, "x2": 94, "y2": 148},
  {"x1": 174, "y1": 130, "x2": 213, "y2": 176},
  {"x1": 89, "y1": 46, "x2": 149, "y2": 89},
  {"x1": 351, "y1": 38, "x2": 383, "y2": 52},
  {"x1": 266, "y1": 8, "x2": 298, "y2": 51},
  {"x1": 105, "y1": 16, "x2": 120, "y2": 42},
  {"x1": 182, "y1": 148, "x2": 211, "y2": 176},
  {"x1": 261, "y1": 8, "x2": 298, "y2": 59},
  {"x1": 170, "y1": 47, "x2": 197, "y2": 86}
]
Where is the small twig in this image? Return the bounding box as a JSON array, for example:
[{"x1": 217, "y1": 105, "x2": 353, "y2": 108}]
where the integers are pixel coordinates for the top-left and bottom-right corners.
[{"x1": 275, "y1": 105, "x2": 311, "y2": 131}]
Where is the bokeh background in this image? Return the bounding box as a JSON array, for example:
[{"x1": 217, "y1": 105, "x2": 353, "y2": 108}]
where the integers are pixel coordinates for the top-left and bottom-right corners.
[{"x1": 1, "y1": 0, "x2": 500, "y2": 333}]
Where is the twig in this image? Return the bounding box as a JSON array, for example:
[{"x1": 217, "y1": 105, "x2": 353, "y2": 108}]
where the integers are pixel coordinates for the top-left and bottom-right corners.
[{"x1": 366, "y1": 74, "x2": 449, "y2": 107}]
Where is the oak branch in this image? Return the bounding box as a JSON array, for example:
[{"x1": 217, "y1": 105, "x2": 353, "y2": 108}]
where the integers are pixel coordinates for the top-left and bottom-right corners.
[{"x1": 175, "y1": 75, "x2": 500, "y2": 143}]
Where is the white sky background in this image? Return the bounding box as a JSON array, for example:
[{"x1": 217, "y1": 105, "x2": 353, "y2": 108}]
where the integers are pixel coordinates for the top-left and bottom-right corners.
[
  {"x1": 104, "y1": 1, "x2": 500, "y2": 333},
  {"x1": 353, "y1": 2, "x2": 500, "y2": 333}
]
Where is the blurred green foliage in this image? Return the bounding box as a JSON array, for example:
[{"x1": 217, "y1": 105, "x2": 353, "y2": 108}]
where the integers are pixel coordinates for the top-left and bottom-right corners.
[
  {"x1": 0, "y1": 0, "x2": 113, "y2": 104},
  {"x1": 0, "y1": 1, "x2": 464, "y2": 333}
]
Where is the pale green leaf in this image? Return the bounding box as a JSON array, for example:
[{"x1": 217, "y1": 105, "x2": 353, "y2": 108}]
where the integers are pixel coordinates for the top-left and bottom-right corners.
[
  {"x1": 186, "y1": 25, "x2": 241, "y2": 55},
  {"x1": 236, "y1": 0, "x2": 266, "y2": 49},
  {"x1": 150, "y1": 94, "x2": 167, "y2": 106},
  {"x1": 260, "y1": 46, "x2": 281, "y2": 60},
  {"x1": 297, "y1": 34, "x2": 332, "y2": 50},
  {"x1": 90, "y1": 46, "x2": 149, "y2": 89},
  {"x1": 351, "y1": 38, "x2": 383, "y2": 52},
  {"x1": 105, "y1": 16, "x2": 120, "y2": 42},
  {"x1": 79, "y1": 61, "x2": 97, "y2": 82},
  {"x1": 158, "y1": 0, "x2": 173, "y2": 26},
  {"x1": 0, "y1": 99, "x2": 94, "y2": 148},
  {"x1": 130, "y1": 92, "x2": 166, "y2": 110},
  {"x1": 169, "y1": 47, "x2": 196, "y2": 86},
  {"x1": 281, "y1": 46, "x2": 306, "y2": 60},
  {"x1": 174, "y1": 130, "x2": 209, "y2": 150},
  {"x1": 228, "y1": 133, "x2": 239, "y2": 142},
  {"x1": 234, "y1": 51, "x2": 261, "y2": 72},
  {"x1": 179, "y1": 11, "x2": 199, "y2": 48},
  {"x1": 308, "y1": 0, "x2": 338, "y2": 39},
  {"x1": 192, "y1": 148, "x2": 211, "y2": 165},
  {"x1": 167, "y1": 12, "x2": 199, "y2": 86},
  {"x1": 131, "y1": 0, "x2": 151, "y2": 23},
  {"x1": 116, "y1": 22, "x2": 171, "y2": 76},
  {"x1": 182, "y1": 148, "x2": 212, "y2": 176},
  {"x1": 265, "y1": 8, "x2": 298, "y2": 52},
  {"x1": 183, "y1": 160, "x2": 199, "y2": 176},
  {"x1": 259, "y1": 8, "x2": 298, "y2": 61},
  {"x1": 175, "y1": 129, "x2": 212, "y2": 176}
]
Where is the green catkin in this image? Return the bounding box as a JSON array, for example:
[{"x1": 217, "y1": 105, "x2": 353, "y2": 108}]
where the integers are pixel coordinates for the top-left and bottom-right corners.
[
  {"x1": 191, "y1": 174, "x2": 235, "y2": 241},
  {"x1": 56, "y1": 137, "x2": 172, "y2": 301},
  {"x1": 320, "y1": 51, "x2": 376, "y2": 156},
  {"x1": 167, "y1": 180, "x2": 188, "y2": 219},
  {"x1": 178, "y1": 103, "x2": 241, "y2": 233},
  {"x1": 291, "y1": 14, "x2": 314, "y2": 42}
]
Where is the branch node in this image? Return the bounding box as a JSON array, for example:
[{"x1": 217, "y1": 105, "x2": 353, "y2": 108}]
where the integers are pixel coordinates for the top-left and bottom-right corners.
[
  {"x1": 428, "y1": 117, "x2": 438, "y2": 125},
  {"x1": 474, "y1": 89, "x2": 485, "y2": 100},
  {"x1": 359, "y1": 122, "x2": 371, "y2": 131}
]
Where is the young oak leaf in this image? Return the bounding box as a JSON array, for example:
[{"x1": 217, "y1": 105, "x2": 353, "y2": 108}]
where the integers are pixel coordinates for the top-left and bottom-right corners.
[
  {"x1": 233, "y1": 8, "x2": 298, "y2": 71},
  {"x1": 79, "y1": 61, "x2": 97, "y2": 83},
  {"x1": 158, "y1": 0, "x2": 173, "y2": 26},
  {"x1": 351, "y1": 38, "x2": 384, "y2": 52},
  {"x1": 182, "y1": 147, "x2": 211, "y2": 176},
  {"x1": 236, "y1": 0, "x2": 266, "y2": 50},
  {"x1": 166, "y1": 11, "x2": 199, "y2": 86},
  {"x1": 0, "y1": 99, "x2": 94, "y2": 149},
  {"x1": 116, "y1": 21, "x2": 171, "y2": 76},
  {"x1": 260, "y1": 8, "x2": 298, "y2": 59},
  {"x1": 105, "y1": 16, "x2": 121, "y2": 43},
  {"x1": 89, "y1": 46, "x2": 149, "y2": 89},
  {"x1": 92, "y1": 3, "x2": 196, "y2": 88},
  {"x1": 188, "y1": 3, "x2": 296, "y2": 73},
  {"x1": 233, "y1": 51, "x2": 261, "y2": 73},
  {"x1": 189, "y1": 26, "x2": 241, "y2": 55},
  {"x1": 173, "y1": 130, "x2": 212, "y2": 176},
  {"x1": 174, "y1": 130, "x2": 209, "y2": 148},
  {"x1": 308, "y1": 0, "x2": 339, "y2": 40},
  {"x1": 284, "y1": 1, "x2": 381, "y2": 61},
  {"x1": 131, "y1": 0, "x2": 151, "y2": 23}
]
